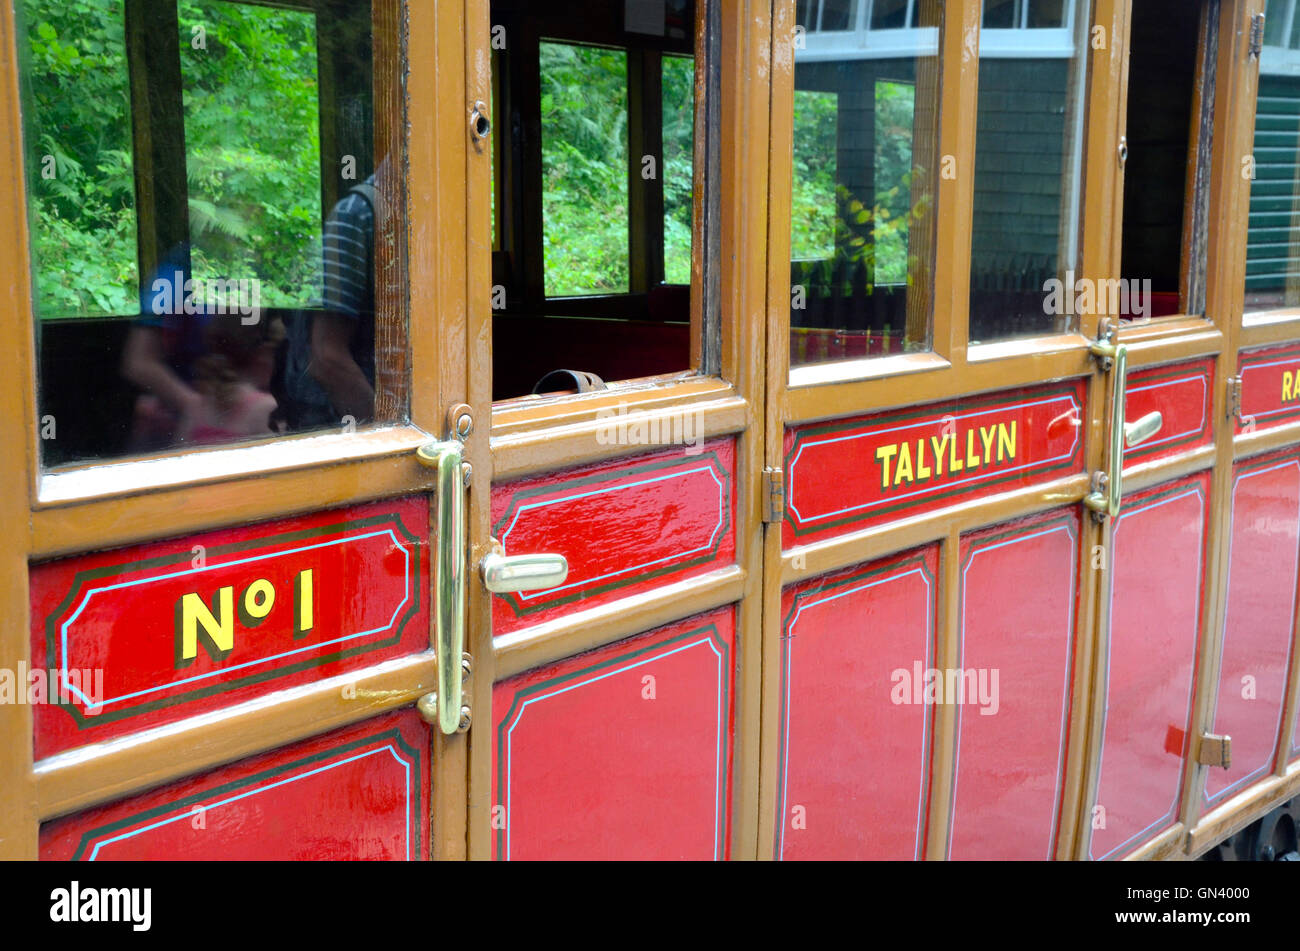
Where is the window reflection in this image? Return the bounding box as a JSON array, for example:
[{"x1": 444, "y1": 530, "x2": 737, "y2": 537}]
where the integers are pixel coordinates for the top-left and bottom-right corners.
[
  {"x1": 788, "y1": 1, "x2": 939, "y2": 369},
  {"x1": 21, "y1": 0, "x2": 406, "y2": 467}
]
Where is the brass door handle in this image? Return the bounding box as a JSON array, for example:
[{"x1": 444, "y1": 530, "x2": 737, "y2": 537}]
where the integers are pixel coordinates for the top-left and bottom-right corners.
[
  {"x1": 481, "y1": 544, "x2": 568, "y2": 594},
  {"x1": 1085, "y1": 339, "x2": 1164, "y2": 521},
  {"x1": 1125, "y1": 411, "x2": 1163, "y2": 448},
  {"x1": 416, "y1": 439, "x2": 468, "y2": 734}
]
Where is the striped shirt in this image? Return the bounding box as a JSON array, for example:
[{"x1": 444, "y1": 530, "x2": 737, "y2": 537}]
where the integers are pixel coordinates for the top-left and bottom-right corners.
[{"x1": 283, "y1": 174, "x2": 380, "y2": 427}]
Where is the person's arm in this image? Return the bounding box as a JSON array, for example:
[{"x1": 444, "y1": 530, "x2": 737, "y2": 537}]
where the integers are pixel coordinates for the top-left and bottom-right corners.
[
  {"x1": 309, "y1": 314, "x2": 374, "y2": 423},
  {"x1": 120, "y1": 325, "x2": 204, "y2": 420}
]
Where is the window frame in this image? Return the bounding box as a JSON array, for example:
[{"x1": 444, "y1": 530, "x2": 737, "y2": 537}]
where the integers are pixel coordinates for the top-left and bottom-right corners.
[{"x1": 489, "y1": 0, "x2": 733, "y2": 435}]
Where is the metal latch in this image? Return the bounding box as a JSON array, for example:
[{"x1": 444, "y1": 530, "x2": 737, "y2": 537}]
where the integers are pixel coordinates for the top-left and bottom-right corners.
[
  {"x1": 763, "y1": 468, "x2": 785, "y2": 524},
  {"x1": 1198, "y1": 733, "x2": 1232, "y2": 770}
]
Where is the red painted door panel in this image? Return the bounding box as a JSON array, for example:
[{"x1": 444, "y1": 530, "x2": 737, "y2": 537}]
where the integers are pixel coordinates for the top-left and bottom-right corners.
[
  {"x1": 40, "y1": 711, "x2": 430, "y2": 860},
  {"x1": 1090, "y1": 476, "x2": 1207, "y2": 860},
  {"x1": 29, "y1": 498, "x2": 429, "y2": 758},
  {"x1": 1237, "y1": 344, "x2": 1300, "y2": 434},
  {"x1": 1206, "y1": 454, "x2": 1300, "y2": 805},
  {"x1": 490, "y1": 441, "x2": 735, "y2": 636},
  {"x1": 491, "y1": 608, "x2": 735, "y2": 860},
  {"x1": 776, "y1": 548, "x2": 938, "y2": 860},
  {"x1": 1123, "y1": 360, "x2": 1213, "y2": 468},
  {"x1": 783, "y1": 382, "x2": 1085, "y2": 546},
  {"x1": 949, "y1": 511, "x2": 1078, "y2": 860}
]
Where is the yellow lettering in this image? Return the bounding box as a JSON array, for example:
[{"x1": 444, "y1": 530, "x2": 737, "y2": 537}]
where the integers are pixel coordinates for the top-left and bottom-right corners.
[
  {"x1": 979, "y1": 426, "x2": 997, "y2": 465},
  {"x1": 966, "y1": 430, "x2": 980, "y2": 469},
  {"x1": 1285, "y1": 371, "x2": 1295, "y2": 403},
  {"x1": 876, "y1": 444, "x2": 898, "y2": 491},
  {"x1": 998, "y1": 421, "x2": 1017, "y2": 463},
  {"x1": 949, "y1": 433, "x2": 963, "y2": 473},
  {"x1": 295, "y1": 569, "x2": 314, "y2": 637},
  {"x1": 176, "y1": 587, "x2": 234, "y2": 666},
  {"x1": 241, "y1": 578, "x2": 275, "y2": 624},
  {"x1": 895, "y1": 443, "x2": 914, "y2": 486},
  {"x1": 916, "y1": 440, "x2": 932, "y2": 481},
  {"x1": 930, "y1": 435, "x2": 949, "y2": 477}
]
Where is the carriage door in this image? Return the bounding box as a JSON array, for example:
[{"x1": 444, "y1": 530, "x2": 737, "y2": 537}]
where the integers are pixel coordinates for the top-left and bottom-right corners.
[
  {"x1": 466, "y1": 0, "x2": 772, "y2": 859},
  {"x1": 759, "y1": 0, "x2": 1238, "y2": 861},
  {"x1": 1077, "y1": 0, "x2": 1282, "y2": 862},
  {"x1": 0, "y1": 0, "x2": 476, "y2": 859}
]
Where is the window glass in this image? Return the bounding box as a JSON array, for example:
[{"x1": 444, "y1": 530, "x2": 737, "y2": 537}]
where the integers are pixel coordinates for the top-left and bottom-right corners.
[
  {"x1": 663, "y1": 54, "x2": 695, "y2": 286},
  {"x1": 541, "y1": 42, "x2": 630, "y2": 297},
  {"x1": 820, "y1": 0, "x2": 856, "y2": 31},
  {"x1": 1027, "y1": 0, "x2": 1066, "y2": 28},
  {"x1": 788, "y1": 6, "x2": 938, "y2": 369},
  {"x1": 968, "y1": 0, "x2": 1089, "y2": 344},
  {"x1": 1263, "y1": 0, "x2": 1288, "y2": 48},
  {"x1": 1247, "y1": 1, "x2": 1300, "y2": 315},
  {"x1": 20, "y1": 0, "x2": 407, "y2": 467},
  {"x1": 22, "y1": 0, "x2": 139, "y2": 319},
  {"x1": 178, "y1": 0, "x2": 323, "y2": 307},
  {"x1": 983, "y1": 0, "x2": 1018, "y2": 29},
  {"x1": 870, "y1": 0, "x2": 909, "y2": 30}
]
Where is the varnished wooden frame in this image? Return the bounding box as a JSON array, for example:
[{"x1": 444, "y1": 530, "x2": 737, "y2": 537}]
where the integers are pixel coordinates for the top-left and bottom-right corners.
[
  {"x1": 759, "y1": 0, "x2": 1112, "y2": 864},
  {"x1": 3, "y1": 0, "x2": 1298, "y2": 865},
  {"x1": 758, "y1": 0, "x2": 1284, "y2": 864},
  {"x1": 1179, "y1": 0, "x2": 1300, "y2": 861},
  {"x1": 468, "y1": 0, "x2": 773, "y2": 861},
  {"x1": 0, "y1": 0, "x2": 478, "y2": 859}
]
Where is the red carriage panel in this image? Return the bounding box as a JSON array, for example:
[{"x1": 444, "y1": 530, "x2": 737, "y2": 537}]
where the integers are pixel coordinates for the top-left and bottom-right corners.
[
  {"x1": 489, "y1": 440, "x2": 735, "y2": 637},
  {"x1": 948, "y1": 511, "x2": 1078, "y2": 860},
  {"x1": 39, "y1": 711, "x2": 430, "y2": 860},
  {"x1": 1205, "y1": 453, "x2": 1300, "y2": 806},
  {"x1": 776, "y1": 548, "x2": 938, "y2": 860},
  {"x1": 1090, "y1": 476, "x2": 1207, "y2": 860},
  {"x1": 1237, "y1": 344, "x2": 1300, "y2": 435},
  {"x1": 29, "y1": 498, "x2": 429, "y2": 759},
  {"x1": 491, "y1": 608, "x2": 735, "y2": 860},
  {"x1": 1122, "y1": 360, "x2": 1213, "y2": 467},
  {"x1": 782, "y1": 382, "x2": 1085, "y2": 546}
]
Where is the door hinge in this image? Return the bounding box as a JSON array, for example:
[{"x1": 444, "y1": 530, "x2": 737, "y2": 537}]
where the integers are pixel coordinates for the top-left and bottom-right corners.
[
  {"x1": 762, "y1": 467, "x2": 785, "y2": 524},
  {"x1": 1250, "y1": 12, "x2": 1265, "y2": 60},
  {"x1": 1227, "y1": 376, "x2": 1243, "y2": 421}
]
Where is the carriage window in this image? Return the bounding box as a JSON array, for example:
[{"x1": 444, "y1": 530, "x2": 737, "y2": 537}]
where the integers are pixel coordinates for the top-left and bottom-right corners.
[
  {"x1": 1117, "y1": 0, "x2": 1213, "y2": 323},
  {"x1": 787, "y1": 5, "x2": 939, "y2": 370},
  {"x1": 20, "y1": 0, "x2": 407, "y2": 468},
  {"x1": 490, "y1": 0, "x2": 698, "y2": 402},
  {"x1": 968, "y1": 0, "x2": 1089, "y2": 345},
  {"x1": 1245, "y1": 0, "x2": 1300, "y2": 318}
]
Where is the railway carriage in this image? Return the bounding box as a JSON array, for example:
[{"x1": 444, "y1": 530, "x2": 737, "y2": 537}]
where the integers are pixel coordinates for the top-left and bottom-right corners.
[{"x1": 2, "y1": 0, "x2": 1300, "y2": 861}]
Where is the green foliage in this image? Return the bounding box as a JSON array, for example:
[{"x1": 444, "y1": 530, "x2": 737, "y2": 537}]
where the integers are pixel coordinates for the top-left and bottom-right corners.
[
  {"x1": 790, "y1": 79, "x2": 928, "y2": 292},
  {"x1": 178, "y1": 0, "x2": 322, "y2": 307},
  {"x1": 871, "y1": 80, "x2": 915, "y2": 285},
  {"x1": 662, "y1": 55, "x2": 693, "y2": 286},
  {"x1": 540, "y1": 42, "x2": 630, "y2": 297},
  {"x1": 19, "y1": 0, "x2": 323, "y2": 318},
  {"x1": 22, "y1": 0, "x2": 139, "y2": 317},
  {"x1": 791, "y1": 89, "x2": 837, "y2": 261}
]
